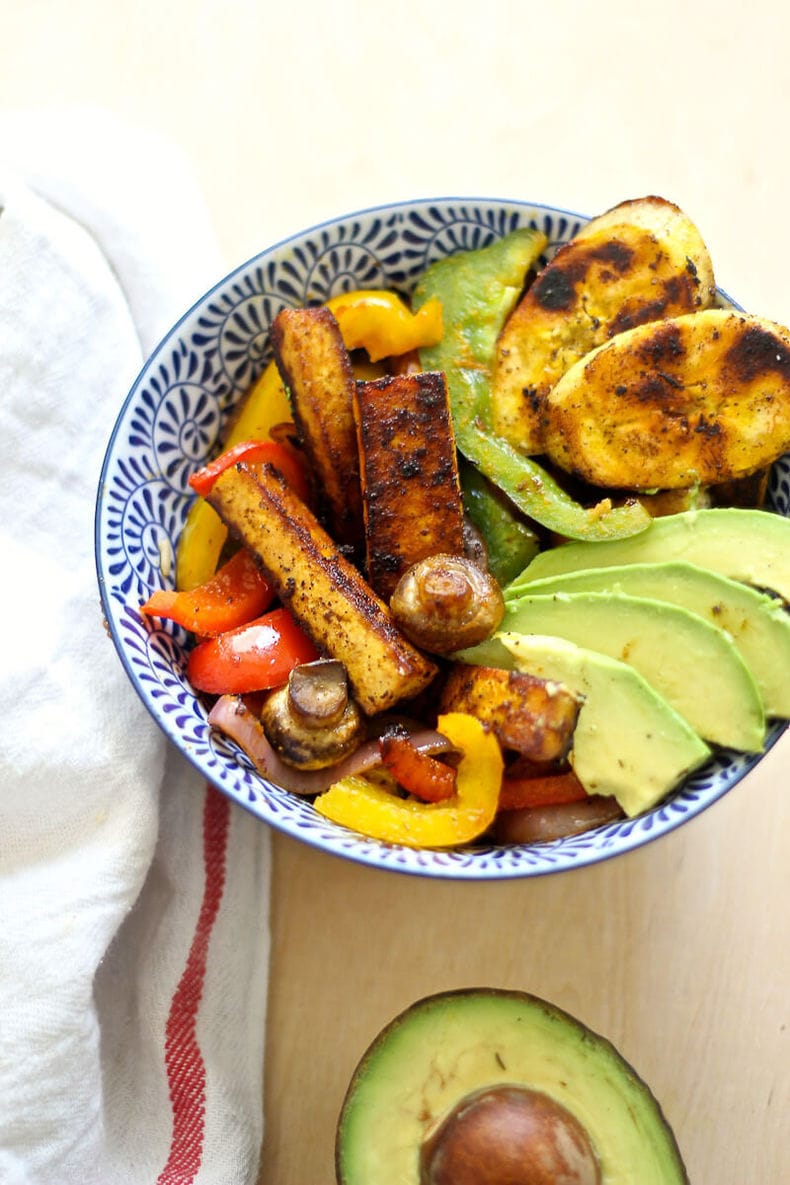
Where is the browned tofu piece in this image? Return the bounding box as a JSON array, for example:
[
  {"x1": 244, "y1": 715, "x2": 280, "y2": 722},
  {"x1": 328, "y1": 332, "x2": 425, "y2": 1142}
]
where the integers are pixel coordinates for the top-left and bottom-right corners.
[
  {"x1": 270, "y1": 306, "x2": 363, "y2": 548},
  {"x1": 353, "y1": 371, "x2": 466, "y2": 600},
  {"x1": 439, "y1": 662, "x2": 581, "y2": 763},
  {"x1": 207, "y1": 462, "x2": 438, "y2": 715}
]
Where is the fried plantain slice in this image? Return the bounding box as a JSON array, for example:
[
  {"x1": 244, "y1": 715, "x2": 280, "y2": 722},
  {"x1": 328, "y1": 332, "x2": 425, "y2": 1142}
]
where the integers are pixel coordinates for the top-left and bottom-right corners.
[
  {"x1": 542, "y1": 309, "x2": 790, "y2": 490},
  {"x1": 490, "y1": 195, "x2": 716, "y2": 454}
]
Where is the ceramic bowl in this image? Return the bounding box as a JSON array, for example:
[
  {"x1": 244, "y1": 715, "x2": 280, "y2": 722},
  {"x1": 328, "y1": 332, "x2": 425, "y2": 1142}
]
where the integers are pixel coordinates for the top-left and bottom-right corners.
[{"x1": 95, "y1": 197, "x2": 789, "y2": 880}]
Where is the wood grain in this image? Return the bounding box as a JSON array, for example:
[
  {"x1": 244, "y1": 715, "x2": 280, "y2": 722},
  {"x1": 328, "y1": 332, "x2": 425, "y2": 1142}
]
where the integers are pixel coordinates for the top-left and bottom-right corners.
[{"x1": 258, "y1": 733, "x2": 790, "y2": 1185}]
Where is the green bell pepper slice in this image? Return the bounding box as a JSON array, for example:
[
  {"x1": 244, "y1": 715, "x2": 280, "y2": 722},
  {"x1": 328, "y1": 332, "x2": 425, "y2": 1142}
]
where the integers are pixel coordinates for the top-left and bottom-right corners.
[{"x1": 459, "y1": 458, "x2": 539, "y2": 587}]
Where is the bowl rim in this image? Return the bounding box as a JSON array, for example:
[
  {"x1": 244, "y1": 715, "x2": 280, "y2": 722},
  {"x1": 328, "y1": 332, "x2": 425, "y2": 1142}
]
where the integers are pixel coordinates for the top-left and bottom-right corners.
[{"x1": 94, "y1": 194, "x2": 790, "y2": 880}]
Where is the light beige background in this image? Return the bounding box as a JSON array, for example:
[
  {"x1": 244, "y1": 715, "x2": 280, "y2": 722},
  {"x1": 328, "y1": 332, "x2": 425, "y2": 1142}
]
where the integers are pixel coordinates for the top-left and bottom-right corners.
[{"x1": 2, "y1": 2, "x2": 788, "y2": 1182}]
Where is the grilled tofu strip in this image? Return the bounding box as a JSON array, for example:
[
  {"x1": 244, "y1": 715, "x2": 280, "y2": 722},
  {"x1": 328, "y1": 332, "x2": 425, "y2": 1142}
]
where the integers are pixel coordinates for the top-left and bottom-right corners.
[
  {"x1": 543, "y1": 309, "x2": 790, "y2": 490},
  {"x1": 270, "y1": 306, "x2": 364, "y2": 548},
  {"x1": 207, "y1": 462, "x2": 438, "y2": 715},
  {"x1": 491, "y1": 195, "x2": 716, "y2": 454},
  {"x1": 353, "y1": 371, "x2": 466, "y2": 601},
  {"x1": 439, "y1": 663, "x2": 581, "y2": 763}
]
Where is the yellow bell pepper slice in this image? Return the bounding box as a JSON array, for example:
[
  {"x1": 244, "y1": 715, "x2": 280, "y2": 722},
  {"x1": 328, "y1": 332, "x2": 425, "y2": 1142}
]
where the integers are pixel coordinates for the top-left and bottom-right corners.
[
  {"x1": 326, "y1": 289, "x2": 443, "y2": 362},
  {"x1": 313, "y1": 712, "x2": 503, "y2": 848},
  {"x1": 175, "y1": 360, "x2": 292, "y2": 589},
  {"x1": 224, "y1": 360, "x2": 293, "y2": 446},
  {"x1": 174, "y1": 497, "x2": 233, "y2": 592}
]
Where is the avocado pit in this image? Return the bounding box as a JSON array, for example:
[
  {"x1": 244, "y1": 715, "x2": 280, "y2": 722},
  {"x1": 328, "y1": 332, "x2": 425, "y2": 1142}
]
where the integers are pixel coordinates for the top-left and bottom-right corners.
[{"x1": 420, "y1": 1084, "x2": 601, "y2": 1185}]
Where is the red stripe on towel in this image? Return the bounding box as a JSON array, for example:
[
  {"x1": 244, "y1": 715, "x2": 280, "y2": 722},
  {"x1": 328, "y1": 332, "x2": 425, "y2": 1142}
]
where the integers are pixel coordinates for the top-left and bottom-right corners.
[{"x1": 156, "y1": 785, "x2": 231, "y2": 1185}]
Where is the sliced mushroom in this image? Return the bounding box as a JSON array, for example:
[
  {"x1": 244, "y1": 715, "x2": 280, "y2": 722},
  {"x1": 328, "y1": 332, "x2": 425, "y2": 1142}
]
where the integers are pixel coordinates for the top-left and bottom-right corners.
[
  {"x1": 390, "y1": 554, "x2": 505, "y2": 654},
  {"x1": 260, "y1": 660, "x2": 365, "y2": 770},
  {"x1": 287, "y1": 659, "x2": 349, "y2": 727}
]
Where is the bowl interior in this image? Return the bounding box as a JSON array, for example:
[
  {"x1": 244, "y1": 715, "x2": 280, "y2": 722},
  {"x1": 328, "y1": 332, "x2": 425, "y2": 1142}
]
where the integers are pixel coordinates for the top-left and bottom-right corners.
[{"x1": 95, "y1": 197, "x2": 790, "y2": 879}]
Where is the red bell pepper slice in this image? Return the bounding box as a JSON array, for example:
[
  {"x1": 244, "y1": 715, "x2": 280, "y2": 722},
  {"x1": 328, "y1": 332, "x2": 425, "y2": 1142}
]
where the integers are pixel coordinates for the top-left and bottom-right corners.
[
  {"x1": 189, "y1": 438, "x2": 310, "y2": 503},
  {"x1": 187, "y1": 606, "x2": 320, "y2": 695},
  {"x1": 378, "y1": 733, "x2": 457, "y2": 803},
  {"x1": 141, "y1": 548, "x2": 274, "y2": 636},
  {"x1": 498, "y1": 769, "x2": 588, "y2": 811}
]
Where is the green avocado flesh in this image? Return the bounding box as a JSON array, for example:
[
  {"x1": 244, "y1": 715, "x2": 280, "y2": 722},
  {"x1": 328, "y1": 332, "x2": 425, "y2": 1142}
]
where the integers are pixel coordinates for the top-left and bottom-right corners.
[
  {"x1": 508, "y1": 507, "x2": 790, "y2": 602},
  {"x1": 489, "y1": 590, "x2": 766, "y2": 752},
  {"x1": 335, "y1": 988, "x2": 688, "y2": 1185},
  {"x1": 494, "y1": 633, "x2": 710, "y2": 815},
  {"x1": 505, "y1": 561, "x2": 790, "y2": 720}
]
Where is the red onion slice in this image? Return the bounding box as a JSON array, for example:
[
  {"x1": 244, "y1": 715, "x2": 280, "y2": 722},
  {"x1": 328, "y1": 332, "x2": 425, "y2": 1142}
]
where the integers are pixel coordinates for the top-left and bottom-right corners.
[
  {"x1": 208, "y1": 695, "x2": 453, "y2": 796},
  {"x1": 494, "y1": 795, "x2": 624, "y2": 845}
]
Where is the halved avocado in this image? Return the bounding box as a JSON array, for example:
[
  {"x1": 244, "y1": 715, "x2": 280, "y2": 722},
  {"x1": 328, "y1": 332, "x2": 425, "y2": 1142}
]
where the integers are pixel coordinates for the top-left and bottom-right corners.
[{"x1": 336, "y1": 988, "x2": 688, "y2": 1185}]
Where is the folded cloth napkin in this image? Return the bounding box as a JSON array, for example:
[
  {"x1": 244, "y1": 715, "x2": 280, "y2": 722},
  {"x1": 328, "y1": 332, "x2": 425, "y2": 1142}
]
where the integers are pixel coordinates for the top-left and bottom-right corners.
[{"x1": 0, "y1": 109, "x2": 270, "y2": 1185}]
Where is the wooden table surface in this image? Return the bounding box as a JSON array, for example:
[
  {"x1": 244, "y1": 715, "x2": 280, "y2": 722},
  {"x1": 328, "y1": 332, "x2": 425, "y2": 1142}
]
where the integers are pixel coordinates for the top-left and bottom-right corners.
[{"x1": 3, "y1": 4, "x2": 788, "y2": 1182}]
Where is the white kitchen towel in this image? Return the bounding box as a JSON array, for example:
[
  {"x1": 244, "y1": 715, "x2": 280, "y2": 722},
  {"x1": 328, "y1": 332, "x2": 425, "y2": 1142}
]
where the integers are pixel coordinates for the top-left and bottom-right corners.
[{"x1": 0, "y1": 109, "x2": 270, "y2": 1185}]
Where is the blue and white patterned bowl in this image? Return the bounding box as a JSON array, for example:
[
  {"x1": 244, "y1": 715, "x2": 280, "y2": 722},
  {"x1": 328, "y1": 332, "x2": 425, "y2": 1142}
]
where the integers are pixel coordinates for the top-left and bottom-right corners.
[{"x1": 95, "y1": 197, "x2": 790, "y2": 880}]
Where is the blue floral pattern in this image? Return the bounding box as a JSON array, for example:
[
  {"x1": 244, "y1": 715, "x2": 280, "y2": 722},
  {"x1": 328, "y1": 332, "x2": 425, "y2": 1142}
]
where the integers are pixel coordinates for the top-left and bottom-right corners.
[{"x1": 95, "y1": 198, "x2": 790, "y2": 880}]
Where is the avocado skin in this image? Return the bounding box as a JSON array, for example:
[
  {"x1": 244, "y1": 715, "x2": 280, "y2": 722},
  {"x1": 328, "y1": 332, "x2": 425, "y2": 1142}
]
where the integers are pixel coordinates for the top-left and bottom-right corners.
[{"x1": 335, "y1": 988, "x2": 689, "y2": 1185}]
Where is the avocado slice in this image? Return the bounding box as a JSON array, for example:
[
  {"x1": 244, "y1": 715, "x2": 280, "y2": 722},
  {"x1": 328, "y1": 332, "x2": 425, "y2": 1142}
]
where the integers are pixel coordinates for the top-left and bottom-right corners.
[
  {"x1": 336, "y1": 988, "x2": 689, "y2": 1185},
  {"x1": 508, "y1": 507, "x2": 790, "y2": 602},
  {"x1": 485, "y1": 590, "x2": 766, "y2": 751},
  {"x1": 464, "y1": 591, "x2": 765, "y2": 753},
  {"x1": 506, "y1": 561, "x2": 790, "y2": 719},
  {"x1": 495, "y1": 633, "x2": 710, "y2": 815}
]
